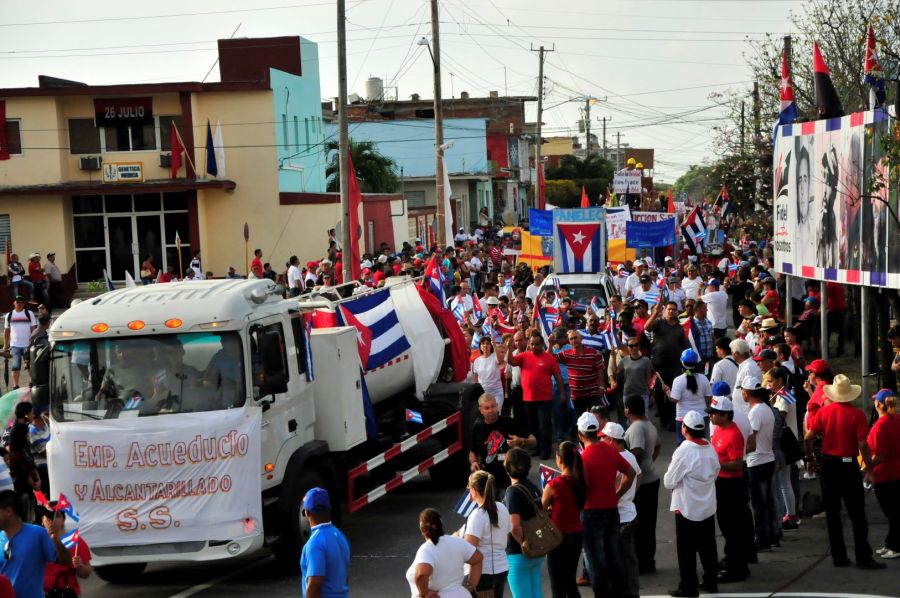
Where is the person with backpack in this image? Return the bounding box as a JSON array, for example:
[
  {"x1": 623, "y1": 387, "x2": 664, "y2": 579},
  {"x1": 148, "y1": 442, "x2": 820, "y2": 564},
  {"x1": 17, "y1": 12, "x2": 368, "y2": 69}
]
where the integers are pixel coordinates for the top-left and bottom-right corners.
[{"x1": 2, "y1": 296, "x2": 37, "y2": 390}]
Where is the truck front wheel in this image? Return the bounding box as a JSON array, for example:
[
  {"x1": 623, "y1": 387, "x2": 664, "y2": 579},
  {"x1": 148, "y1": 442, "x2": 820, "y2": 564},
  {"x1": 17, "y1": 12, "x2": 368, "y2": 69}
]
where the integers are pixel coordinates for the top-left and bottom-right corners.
[
  {"x1": 273, "y1": 469, "x2": 324, "y2": 570},
  {"x1": 94, "y1": 562, "x2": 147, "y2": 584}
]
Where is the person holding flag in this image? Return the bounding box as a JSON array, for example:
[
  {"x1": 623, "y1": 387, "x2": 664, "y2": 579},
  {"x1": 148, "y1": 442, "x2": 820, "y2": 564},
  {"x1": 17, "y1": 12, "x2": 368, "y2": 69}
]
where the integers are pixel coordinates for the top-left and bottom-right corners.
[
  {"x1": 41, "y1": 501, "x2": 92, "y2": 597},
  {"x1": 0, "y1": 490, "x2": 73, "y2": 598}
]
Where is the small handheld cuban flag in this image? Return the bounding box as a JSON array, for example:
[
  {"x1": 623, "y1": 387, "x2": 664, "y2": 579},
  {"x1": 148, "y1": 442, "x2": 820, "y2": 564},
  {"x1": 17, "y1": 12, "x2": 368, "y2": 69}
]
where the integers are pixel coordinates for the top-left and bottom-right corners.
[
  {"x1": 589, "y1": 296, "x2": 603, "y2": 317},
  {"x1": 776, "y1": 387, "x2": 797, "y2": 405},
  {"x1": 405, "y1": 408, "x2": 424, "y2": 424},
  {"x1": 61, "y1": 529, "x2": 80, "y2": 550},
  {"x1": 124, "y1": 395, "x2": 144, "y2": 410},
  {"x1": 452, "y1": 301, "x2": 466, "y2": 322},
  {"x1": 454, "y1": 488, "x2": 478, "y2": 518},
  {"x1": 728, "y1": 262, "x2": 740, "y2": 274},
  {"x1": 57, "y1": 494, "x2": 80, "y2": 524},
  {"x1": 471, "y1": 331, "x2": 482, "y2": 349},
  {"x1": 422, "y1": 255, "x2": 446, "y2": 304},
  {"x1": 539, "y1": 464, "x2": 561, "y2": 490}
]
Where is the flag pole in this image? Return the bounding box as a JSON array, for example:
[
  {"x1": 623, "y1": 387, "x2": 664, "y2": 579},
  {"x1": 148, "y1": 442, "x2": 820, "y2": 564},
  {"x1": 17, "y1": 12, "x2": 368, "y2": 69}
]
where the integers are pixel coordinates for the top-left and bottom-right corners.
[{"x1": 172, "y1": 125, "x2": 197, "y2": 178}]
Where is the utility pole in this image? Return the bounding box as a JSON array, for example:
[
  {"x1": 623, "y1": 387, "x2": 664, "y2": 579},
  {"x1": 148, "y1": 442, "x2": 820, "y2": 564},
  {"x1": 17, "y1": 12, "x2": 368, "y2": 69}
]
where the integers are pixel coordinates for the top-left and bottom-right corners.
[
  {"x1": 584, "y1": 98, "x2": 592, "y2": 157},
  {"x1": 600, "y1": 116, "x2": 609, "y2": 161},
  {"x1": 430, "y1": 0, "x2": 447, "y2": 245},
  {"x1": 337, "y1": 0, "x2": 351, "y2": 283},
  {"x1": 531, "y1": 44, "x2": 553, "y2": 208},
  {"x1": 616, "y1": 131, "x2": 622, "y2": 170},
  {"x1": 740, "y1": 100, "x2": 746, "y2": 150},
  {"x1": 752, "y1": 80, "x2": 762, "y2": 209}
]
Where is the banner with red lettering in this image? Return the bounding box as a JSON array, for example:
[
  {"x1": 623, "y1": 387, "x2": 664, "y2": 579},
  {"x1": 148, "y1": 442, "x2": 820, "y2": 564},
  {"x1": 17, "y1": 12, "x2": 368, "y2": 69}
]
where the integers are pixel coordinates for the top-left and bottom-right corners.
[{"x1": 48, "y1": 408, "x2": 262, "y2": 548}]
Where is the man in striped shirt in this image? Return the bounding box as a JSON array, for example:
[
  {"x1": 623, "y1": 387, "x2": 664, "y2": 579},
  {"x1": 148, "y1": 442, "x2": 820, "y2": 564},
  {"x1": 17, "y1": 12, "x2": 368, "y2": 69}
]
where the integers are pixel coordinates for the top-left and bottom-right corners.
[{"x1": 557, "y1": 329, "x2": 608, "y2": 420}]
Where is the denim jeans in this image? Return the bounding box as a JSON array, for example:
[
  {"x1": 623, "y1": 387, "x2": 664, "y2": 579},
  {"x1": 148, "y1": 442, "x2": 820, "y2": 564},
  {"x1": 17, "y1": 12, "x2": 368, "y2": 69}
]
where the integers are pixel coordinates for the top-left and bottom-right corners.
[
  {"x1": 581, "y1": 508, "x2": 622, "y2": 597},
  {"x1": 551, "y1": 381, "x2": 574, "y2": 442},
  {"x1": 774, "y1": 461, "x2": 797, "y2": 518},
  {"x1": 507, "y1": 553, "x2": 543, "y2": 598},
  {"x1": 748, "y1": 461, "x2": 776, "y2": 547},
  {"x1": 525, "y1": 401, "x2": 553, "y2": 457},
  {"x1": 10, "y1": 278, "x2": 33, "y2": 299}
]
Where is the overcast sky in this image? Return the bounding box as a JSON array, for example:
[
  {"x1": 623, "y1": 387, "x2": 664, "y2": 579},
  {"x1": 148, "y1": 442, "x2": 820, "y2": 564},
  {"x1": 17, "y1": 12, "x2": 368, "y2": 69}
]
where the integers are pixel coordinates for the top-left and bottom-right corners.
[{"x1": 2, "y1": 0, "x2": 803, "y2": 182}]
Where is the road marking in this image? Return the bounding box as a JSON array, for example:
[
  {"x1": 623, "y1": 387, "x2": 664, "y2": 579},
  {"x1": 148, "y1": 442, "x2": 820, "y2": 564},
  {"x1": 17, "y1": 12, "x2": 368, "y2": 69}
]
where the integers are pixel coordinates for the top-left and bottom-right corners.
[{"x1": 166, "y1": 555, "x2": 273, "y2": 598}]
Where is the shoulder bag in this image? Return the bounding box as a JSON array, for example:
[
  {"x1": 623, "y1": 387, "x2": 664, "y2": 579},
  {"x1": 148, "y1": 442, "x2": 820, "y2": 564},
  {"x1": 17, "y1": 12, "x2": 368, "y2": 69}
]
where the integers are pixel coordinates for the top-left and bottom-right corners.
[{"x1": 513, "y1": 484, "x2": 562, "y2": 558}]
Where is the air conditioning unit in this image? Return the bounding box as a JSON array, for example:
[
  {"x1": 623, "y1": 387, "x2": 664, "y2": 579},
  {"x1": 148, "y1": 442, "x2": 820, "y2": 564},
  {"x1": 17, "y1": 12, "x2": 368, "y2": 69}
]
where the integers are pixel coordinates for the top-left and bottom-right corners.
[
  {"x1": 159, "y1": 153, "x2": 172, "y2": 168},
  {"x1": 79, "y1": 156, "x2": 101, "y2": 171}
]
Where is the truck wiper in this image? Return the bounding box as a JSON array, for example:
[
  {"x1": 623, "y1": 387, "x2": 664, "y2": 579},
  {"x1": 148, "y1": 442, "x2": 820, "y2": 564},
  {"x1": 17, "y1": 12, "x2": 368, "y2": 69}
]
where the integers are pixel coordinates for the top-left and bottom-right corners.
[{"x1": 58, "y1": 409, "x2": 103, "y2": 421}]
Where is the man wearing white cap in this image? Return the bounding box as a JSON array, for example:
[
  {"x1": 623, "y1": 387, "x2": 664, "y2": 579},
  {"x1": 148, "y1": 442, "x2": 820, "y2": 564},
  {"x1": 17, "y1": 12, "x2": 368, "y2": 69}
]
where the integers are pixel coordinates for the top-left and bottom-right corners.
[
  {"x1": 730, "y1": 339, "x2": 760, "y2": 413},
  {"x1": 613, "y1": 264, "x2": 628, "y2": 298},
  {"x1": 708, "y1": 396, "x2": 753, "y2": 583},
  {"x1": 805, "y1": 374, "x2": 884, "y2": 570},
  {"x1": 624, "y1": 261, "x2": 644, "y2": 299},
  {"x1": 577, "y1": 412, "x2": 636, "y2": 597},
  {"x1": 601, "y1": 422, "x2": 641, "y2": 598},
  {"x1": 664, "y1": 410, "x2": 720, "y2": 597}
]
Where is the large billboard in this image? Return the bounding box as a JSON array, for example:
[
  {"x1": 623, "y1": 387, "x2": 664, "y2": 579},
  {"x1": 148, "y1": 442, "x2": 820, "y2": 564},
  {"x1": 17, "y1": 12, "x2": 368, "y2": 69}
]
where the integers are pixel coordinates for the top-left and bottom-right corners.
[{"x1": 773, "y1": 110, "x2": 895, "y2": 287}]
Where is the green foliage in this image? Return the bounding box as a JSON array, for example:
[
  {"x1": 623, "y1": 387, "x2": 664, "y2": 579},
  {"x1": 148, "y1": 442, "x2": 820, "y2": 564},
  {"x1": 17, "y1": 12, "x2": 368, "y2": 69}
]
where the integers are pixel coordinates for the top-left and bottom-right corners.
[
  {"x1": 545, "y1": 180, "x2": 580, "y2": 208},
  {"x1": 325, "y1": 139, "x2": 400, "y2": 193},
  {"x1": 546, "y1": 155, "x2": 614, "y2": 184}
]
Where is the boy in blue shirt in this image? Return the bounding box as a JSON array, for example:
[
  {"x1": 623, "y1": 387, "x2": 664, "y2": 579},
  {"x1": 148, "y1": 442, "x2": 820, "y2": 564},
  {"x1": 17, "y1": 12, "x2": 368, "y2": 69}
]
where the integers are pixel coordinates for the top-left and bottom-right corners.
[
  {"x1": 0, "y1": 490, "x2": 71, "y2": 598},
  {"x1": 300, "y1": 487, "x2": 350, "y2": 598}
]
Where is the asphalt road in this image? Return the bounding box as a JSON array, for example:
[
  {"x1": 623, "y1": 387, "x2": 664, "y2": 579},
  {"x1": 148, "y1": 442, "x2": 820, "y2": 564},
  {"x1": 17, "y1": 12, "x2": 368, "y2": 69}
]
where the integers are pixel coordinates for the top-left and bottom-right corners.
[{"x1": 76, "y1": 423, "x2": 899, "y2": 598}]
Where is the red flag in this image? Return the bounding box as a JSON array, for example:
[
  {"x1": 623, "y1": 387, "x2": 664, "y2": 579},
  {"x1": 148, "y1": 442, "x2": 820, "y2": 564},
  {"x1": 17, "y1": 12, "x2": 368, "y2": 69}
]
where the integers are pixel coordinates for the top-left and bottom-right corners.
[
  {"x1": 667, "y1": 188, "x2": 675, "y2": 214},
  {"x1": 346, "y1": 151, "x2": 363, "y2": 280},
  {"x1": 580, "y1": 186, "x2": 590, "y2": 208},
  {"x1": 813, "y1": 41, "x2": 844, "y2": 119},
  {"x1": 34, "y1": 491, "x2": 51, "y2": 508},
  {"x1": 0, "y1": 101, "x2": 9, "y2": 161},
  {"x1": 170, "y1": 124, "x2": 183, "y2": 180}
]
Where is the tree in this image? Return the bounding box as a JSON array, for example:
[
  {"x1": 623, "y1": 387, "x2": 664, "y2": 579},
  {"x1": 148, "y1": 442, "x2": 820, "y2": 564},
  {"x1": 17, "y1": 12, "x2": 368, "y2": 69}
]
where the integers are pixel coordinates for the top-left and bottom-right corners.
[
  {"x1": 325, "y1": 139, "x2": 400, "y2": 193},
  {"x1": 546, "y1": 154, "x2": 614, "y2": 182}
]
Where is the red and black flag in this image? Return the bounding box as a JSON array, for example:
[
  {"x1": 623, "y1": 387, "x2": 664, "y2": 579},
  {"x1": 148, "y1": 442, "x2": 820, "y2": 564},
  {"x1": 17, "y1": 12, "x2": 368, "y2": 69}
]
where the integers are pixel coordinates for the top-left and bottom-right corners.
[{"x1": 813, "y1": 42, "x2": 843, "y2": 120}]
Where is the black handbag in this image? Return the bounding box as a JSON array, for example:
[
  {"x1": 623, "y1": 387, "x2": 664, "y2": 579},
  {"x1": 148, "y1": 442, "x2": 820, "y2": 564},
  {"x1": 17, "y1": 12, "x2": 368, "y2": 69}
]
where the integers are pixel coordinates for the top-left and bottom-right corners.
[{"x1": 780, "y1": 426, "x2": 804, "y2": 464}]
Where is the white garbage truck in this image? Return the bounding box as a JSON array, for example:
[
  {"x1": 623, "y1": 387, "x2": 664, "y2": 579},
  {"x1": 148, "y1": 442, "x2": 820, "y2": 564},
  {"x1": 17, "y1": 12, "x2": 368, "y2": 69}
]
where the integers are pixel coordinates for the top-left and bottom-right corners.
[{"x1": 46, "y1": 278, "x2": 479, "y2": 582}]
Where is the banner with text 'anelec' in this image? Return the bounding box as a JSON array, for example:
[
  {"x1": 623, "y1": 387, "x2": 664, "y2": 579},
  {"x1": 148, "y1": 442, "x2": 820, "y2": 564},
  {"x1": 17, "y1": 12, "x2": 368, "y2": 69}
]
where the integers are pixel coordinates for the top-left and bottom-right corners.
[
  {"x1": 553, "y1": 207, "x2": 606, "y2": 273},
  {"x1": 48, "y1": 408, "x2": 262, "y2": 548}
]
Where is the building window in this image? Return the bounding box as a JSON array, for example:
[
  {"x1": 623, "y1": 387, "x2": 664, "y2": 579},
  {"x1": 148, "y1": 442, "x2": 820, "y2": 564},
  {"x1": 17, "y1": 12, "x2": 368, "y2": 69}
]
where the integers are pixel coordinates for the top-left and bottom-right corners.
[
  {"x1": 158, "y1": 116, "x2": 184, "y2": 151},
  {"x1": 406, "y1": 190, "x2": 434, "y2": 209},
  {"x1": 68, "y1": 119, "x2": 101, "y2": 155},
  {"x1": 104, "y1": 121, "x2": 156, "y2": 152},
  {"x1": 0, "y1": 214, "x2": 11, "y2": 248},
  {"x1": 3, "y1": 120, "x2": 22, "y2": 155},
  {"x1": 293, "y1": 116, "x2": 300, "y2": 151}
]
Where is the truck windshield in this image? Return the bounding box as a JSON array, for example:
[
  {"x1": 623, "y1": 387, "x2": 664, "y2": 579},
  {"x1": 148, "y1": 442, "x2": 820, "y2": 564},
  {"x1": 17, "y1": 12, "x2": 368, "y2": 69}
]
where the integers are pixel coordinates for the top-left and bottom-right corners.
[
  {"x1": 50, "y1": 332, "x2": 245, "y2": 421},
  {"x1": 563, "y1": 286, "x2": 609, "y2": 311}
]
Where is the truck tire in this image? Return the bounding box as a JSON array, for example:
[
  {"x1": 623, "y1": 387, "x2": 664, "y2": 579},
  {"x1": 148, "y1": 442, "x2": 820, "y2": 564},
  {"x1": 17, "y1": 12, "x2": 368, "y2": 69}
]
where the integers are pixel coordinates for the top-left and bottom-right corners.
[
  {"x1": 273, "y1": 469, "x2": 324, "y2": 570},
  {"x1": 94, "y1": 562, "x2": 147, "y2": 584}
]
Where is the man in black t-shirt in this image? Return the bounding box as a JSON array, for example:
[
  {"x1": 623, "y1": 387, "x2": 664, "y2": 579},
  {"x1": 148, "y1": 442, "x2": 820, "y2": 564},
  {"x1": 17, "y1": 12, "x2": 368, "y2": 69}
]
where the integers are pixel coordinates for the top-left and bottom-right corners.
[{"x1": 469, "y1": 393, "x2": 535, "y2": 488}]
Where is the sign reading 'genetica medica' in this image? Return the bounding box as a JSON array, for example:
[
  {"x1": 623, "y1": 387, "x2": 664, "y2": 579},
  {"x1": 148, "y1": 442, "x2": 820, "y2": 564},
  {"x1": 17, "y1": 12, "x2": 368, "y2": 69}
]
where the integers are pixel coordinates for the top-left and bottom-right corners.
[{"x1": 48, "y1": 409, "x2": 262, "y2": 548}]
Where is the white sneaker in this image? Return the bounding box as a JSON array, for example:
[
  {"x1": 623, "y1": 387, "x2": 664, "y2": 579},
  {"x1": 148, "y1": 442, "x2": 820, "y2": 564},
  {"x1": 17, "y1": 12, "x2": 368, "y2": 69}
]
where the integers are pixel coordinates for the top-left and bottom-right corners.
[
  {"x1": 880, "y1": 549, "x2": 900, "y2": 559},
  {"x1": 876, "y1": 546, "x2": 887, "y2": 555}
]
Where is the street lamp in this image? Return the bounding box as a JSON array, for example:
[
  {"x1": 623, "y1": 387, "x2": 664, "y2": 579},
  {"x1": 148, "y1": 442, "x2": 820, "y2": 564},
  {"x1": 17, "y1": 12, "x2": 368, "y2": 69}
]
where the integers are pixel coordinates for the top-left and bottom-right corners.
[{"x1": 418, "y1": 3, "x2": 448, "y2": 246}]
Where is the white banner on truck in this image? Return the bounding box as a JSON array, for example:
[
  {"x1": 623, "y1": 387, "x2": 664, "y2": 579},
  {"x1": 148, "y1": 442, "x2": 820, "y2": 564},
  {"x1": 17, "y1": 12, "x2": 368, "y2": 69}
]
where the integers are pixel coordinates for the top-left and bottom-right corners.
[{"x1": 48, "y1": 408, "x2": 262, "y2": 548}]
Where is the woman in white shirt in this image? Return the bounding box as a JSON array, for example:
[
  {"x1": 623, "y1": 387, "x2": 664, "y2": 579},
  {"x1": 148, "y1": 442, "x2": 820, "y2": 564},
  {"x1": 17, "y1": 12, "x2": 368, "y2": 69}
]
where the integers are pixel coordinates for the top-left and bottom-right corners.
[
  {"x1": 459, "y1": 470, "x2": 510, "y2": 597},
  {"x1": 472, "y1": 337, "x2": 505, "y2": 411},
  {"x1": 407, "y1": 508, "x2": 483, "y2": 598},
  {"x1": 668, "y1": 349, "x2": 712, "y2": 445}
]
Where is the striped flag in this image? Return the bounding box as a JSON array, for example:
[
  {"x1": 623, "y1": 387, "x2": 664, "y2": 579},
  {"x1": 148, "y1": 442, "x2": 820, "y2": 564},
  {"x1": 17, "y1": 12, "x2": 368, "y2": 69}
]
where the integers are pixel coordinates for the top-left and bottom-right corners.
[
  {"x1": 62, "y1": 529, "x2": 80, "y2": 550},
  {"x1": 452, "y1": 301, "x2": 467, "y2": 322},
  {"x1": 539, "y1": 464, "x2": 561, "y2": 489},
  {"x1": 422, "y1": 255, "x2": 446, "y2": 304},
  {"x1": 589, "y1": 296, "x2": 603, "y2": 317},
  {"x1": 681, "y1": 207, "x2": 707, "y2": 254},
  {"x1": 303, "y1": 315, "x2": 315, "y2": 381},
  {"x1": 405, "y1": 408, "x2": 424, "y2": 424},
  {"x1": 471, "y1": 331, "x2": 482, "y2": 349},
  {"x1": 534, "y1": 302, "x2": 560, "y2": 339},
  {"x1": 454, "y1": 488, "x2": 478, "y2": 518},
  {"x1": 472, "y1": 294, "x2": 485, "y2": 321},
  {"x1": 776, "y1": 387, "x2": 797, "y2": 405}
]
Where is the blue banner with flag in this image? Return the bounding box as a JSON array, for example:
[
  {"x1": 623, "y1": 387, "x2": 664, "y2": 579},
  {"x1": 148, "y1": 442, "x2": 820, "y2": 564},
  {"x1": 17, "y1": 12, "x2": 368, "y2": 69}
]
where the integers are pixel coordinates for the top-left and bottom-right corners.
[
  {"x1": 625, "y1": 219, "x2": 676, "y2": 248},
  {"x1": 529, "y1": 208, "x2": 553, "y2": 237},
  {"x1": 553, "y1": 207, "x2": 605, "y2": 273}
]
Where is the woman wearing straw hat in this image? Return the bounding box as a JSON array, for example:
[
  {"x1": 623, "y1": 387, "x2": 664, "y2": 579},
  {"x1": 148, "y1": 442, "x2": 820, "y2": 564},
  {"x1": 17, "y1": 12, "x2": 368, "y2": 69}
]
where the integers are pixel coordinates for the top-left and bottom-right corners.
[{"x1": 804, "y1": 374, "x2": 885, "y2": 570}]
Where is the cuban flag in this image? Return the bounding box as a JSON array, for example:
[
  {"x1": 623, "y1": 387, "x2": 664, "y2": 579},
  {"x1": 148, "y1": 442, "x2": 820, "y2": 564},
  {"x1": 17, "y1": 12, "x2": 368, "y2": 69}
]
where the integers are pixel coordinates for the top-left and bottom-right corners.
[
  {"x1": 683, "y1": 317, "x2": 703, "y2": 358},
  {"x1": 589, "y1": 296, "x2": 603, "y2": 317},
  {"x1": 534, "y1": 302, "x2": 560, "y2": 338},
  {"x1": 681, "y1": 207, "x2": 707, "y2": 255},
  {"x1": 405, "y1": 408, "x2": 424, "y2": 424},
  {"x1": 773, "y1": 46, "x2": 798, "y2": 144},
  {"x1": 539, "y1": 464, "x2": 561, "y2": 489},
  {"x1": 337, "y1": 289, "x2": 411, "y2": 371},
  {"x1": 62, "y1": 529, "x2": 80, "y2": 550},
  {"x1": 303, "y1": 315, "x2": 315, "y2": 382},
  {"x1": 472, "y1": 294, "x2": 485, "y2": 321},
  {"x1": 864, "y1": 25, "x2": 886, "y2": 109},
  {"x1": 57, "y1": 494, "x2": 80, "y2": 524},
  {"x1": 776, "y1": 387, "x2": 797, "y2": 405},
  {"x1": 422, "y1": 255, "x2": 445, "y2": 304},
  {"x1": 124, "y1": 395, "x2": 144, "y2": 410},
  {"x1": 641, "y1": 290, "x2": 661, "y2": 306},
  {"x1": 556, "y1": 222, "x2": 602, "y2": 273},
  {"x1": 454, "y1": 488, "x2": 478, "y2": 518},
  {"x1": 717, "y1": 186, "x2": 731, "y2": 220},
  {"x1": 728, "y1": 262, "x2": 740, "y2": 274},
  {"x1": 452, "y1": 301, "x2": 466, "y2": 322}
]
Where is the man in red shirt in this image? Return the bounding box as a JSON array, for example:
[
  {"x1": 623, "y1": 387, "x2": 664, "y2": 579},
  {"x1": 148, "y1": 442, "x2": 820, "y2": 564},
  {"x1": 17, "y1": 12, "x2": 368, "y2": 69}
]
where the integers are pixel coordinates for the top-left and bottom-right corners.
[
  {"x1": 805, "y1": 374, "x2": 884, "y2": 570},
  {"x1": 577, "y1": 412, "x2": 636, "y2": 597},
  {"x1": 557, "y1": 329, "x2": 607, "y2": 421},
  {"x1": 803, "y1": 359, "x2": 833, "y2": 433},
  {"x1": 27, "y1": 253, "x2": 49, "y2": 304},
  {"x1": 707, "y1": 395, "x2": 752, "y2": 583},
  {"x1": 250, "y1": 248, "x2": 264, "y2": 279},
  {"x1": 507, "y1": 334, "x2": 564, "y2": 459}
]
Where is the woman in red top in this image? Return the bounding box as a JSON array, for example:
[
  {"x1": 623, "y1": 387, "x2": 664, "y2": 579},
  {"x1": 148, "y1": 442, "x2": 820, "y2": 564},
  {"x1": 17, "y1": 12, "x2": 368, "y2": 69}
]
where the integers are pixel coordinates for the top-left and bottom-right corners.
[
  {"x1": 541, "y1": 441, "x2": 585, "y2": 598},
  {"x1": 868, "y1": 390, "x2": 900, "y2": 559},
  {"x1": 42, "y1": 505, "x2": 92, "y2": 596}
]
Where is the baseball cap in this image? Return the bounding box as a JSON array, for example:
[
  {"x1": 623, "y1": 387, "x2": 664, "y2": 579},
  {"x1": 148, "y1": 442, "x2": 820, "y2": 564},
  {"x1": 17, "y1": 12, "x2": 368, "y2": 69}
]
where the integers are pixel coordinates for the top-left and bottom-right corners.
[
  {"x1": 739, "y1": 376, "x2": 762, "y2": 390},
  {"x1": 707, "y1": 278, "x2": 721, "y2": 288},
  {"x1": 303, "y1": 487, "x2": 331, "y2": 513},
  {"x1": 753, "y1": 349, "x2": 777, "y2": 362},
  {"x1": 682, "y1": 410, "x2": 706, "y2": 430},
  {"x1": 601, "y1": 422, "x2": 625, "y2": 440},
  {"x1": 711, "y1": 380, "x2": 731, "y2": 397},
  {"x1": 13, "y1": 295, "x2": 24, "y2": 302},
  {"x1": 873, "y1": 389, "x2": 895, "y2": 403},
  {"x1": 577, "y1": 412, "x2": 600, "y2": 433},
  {"x1": 706, "y1": 396, "x2": 734, "y2": 413},
  {"x1": 617, "y1": 264, "x2": 625, "y2": 271},
  {"x1": 805, "y1": 359, "x2": 830, "y2": 376}
]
